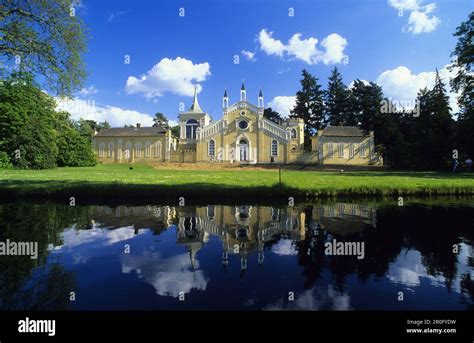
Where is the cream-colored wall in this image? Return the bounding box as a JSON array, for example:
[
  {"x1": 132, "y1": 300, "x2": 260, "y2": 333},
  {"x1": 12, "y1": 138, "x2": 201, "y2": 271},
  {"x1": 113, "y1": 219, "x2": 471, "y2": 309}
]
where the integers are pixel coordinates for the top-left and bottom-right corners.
[
  {"x1": 318, "y1": 136, "x2": 376, "y2": 165},
  {"x1": 93, "y1": 135, "x2": 168, "y2": 163},
  {"x1": 195, "y1": 106, "x2": 305, "y2": 164}
]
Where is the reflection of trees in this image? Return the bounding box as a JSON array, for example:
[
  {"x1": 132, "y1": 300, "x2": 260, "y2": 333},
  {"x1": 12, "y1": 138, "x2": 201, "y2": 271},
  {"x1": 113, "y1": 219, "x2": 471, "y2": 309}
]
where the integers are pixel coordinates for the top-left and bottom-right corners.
[
  {"x1": 294, "y1": 203, "x2": 474, "y2": 294},
  {"x1": 0, "y1": 203, "x2": 84, "y2": 310}
]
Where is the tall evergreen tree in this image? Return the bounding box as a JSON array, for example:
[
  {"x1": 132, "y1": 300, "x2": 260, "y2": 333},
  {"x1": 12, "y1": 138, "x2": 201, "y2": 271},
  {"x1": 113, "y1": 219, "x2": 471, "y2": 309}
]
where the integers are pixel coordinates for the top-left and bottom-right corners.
[
  {"x1": 264, "y1": 107, "x2": 283, "y2": 124},
  {"x1": 350, "y1": 80, "x2": 384, "y2": 131},
  {"x1": 450, "y1": 11, "x2": 473, "y2": 158},
  {"x1": 290, "y1": 69, "x2": 325, "y2": 147},
  {"x1": 325, "y1": 67, "x2": 352, "y2": 126}
]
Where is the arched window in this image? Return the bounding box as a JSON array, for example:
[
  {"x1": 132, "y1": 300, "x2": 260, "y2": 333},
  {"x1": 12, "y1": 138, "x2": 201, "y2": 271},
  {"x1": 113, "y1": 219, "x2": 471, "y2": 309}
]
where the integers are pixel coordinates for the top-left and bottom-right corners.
[
  {"x1": 144, "y1": 142, "x2": 151, "y2": 157},
  {"x1": 208, "y1": 139, "x2": 215, "y2": 156},
  {"x1": 291, "y1": 128, "x2": 297, "y2": 139},
  {"x1": 349, "y1": 143, "x2": 354, "y2": 158},
  {"x1": 135, "y1": 142, "x2": 142, "y2": 158},
  {"x1": 338, "y1": 143, "x2": 344, "y2": 158},
  {"x1": 98, "y1": 143, "x2": 105, "y2": 157},
  {"x1": 155, "y1": 141, "x2": 162, "y2": 158},
  {"x1": 108, "y1": 143, "x2": 114, "y2": 158},
  {"x1": 185, "y1": 119, "x2": 199, "y2": 139},
  {"x1": 360, "y1": 142, "x2": 366, "y2": 157},
  {"x1": 271, "y1": 140, "x2": 278, "y2": 157},
  {"x1": 328, "y1": 143, "x2": 334, "y2": 158},
  {"x1": 125, "y1": 142, "x2": 132, "y2": 160}
]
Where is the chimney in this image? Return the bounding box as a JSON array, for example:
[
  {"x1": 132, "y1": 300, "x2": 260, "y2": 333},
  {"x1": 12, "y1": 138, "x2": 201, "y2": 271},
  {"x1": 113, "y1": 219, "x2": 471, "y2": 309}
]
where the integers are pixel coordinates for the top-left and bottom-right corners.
[{"x1": 136, "y1": 123, "x2": 141, "y2": 128}]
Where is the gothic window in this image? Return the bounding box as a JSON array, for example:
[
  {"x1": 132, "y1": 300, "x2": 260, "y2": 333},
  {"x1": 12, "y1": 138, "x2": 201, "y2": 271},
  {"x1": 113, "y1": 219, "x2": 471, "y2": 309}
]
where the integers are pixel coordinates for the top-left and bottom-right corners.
[
  {"x1": 208, "y1": 139, "x2": 215, "y2": 156},
  {"x1": 271, "y1": 140, "x2": 278, "y2": 157},
  {"x1": 99, "y1": 143, "x2": 105, "y2": 157},
  {"x1": 349, "y1": 143, "x2": 354, "y2": 158},
  {"x1": 144, "y1": 142, "x2": 151, "y2": 157},
  {"x1": 328, "y1": 143, "x2": 334, "y2": 158},
  {"x1": 108, "y1": 143, "x2": 114, "y2": 158},
  {"x1": 291, "y1": 128, "x2": 297, "y2": 139},
  {"x1": 135, "y1": 142, "x2": 142, "y2": 158},
  {"x1": 185, "y1": 119, "x2": 199, "y2": 139},
  {"x1": 338, "y1": 143, "x2": 344, "y2": 158}
]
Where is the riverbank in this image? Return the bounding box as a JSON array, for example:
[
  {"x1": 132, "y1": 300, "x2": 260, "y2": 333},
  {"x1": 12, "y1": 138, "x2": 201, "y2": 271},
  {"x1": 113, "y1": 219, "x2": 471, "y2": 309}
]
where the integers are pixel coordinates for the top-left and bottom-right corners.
[{"x1": 1, "y1": 164, "x2": 473, "y2": 202}]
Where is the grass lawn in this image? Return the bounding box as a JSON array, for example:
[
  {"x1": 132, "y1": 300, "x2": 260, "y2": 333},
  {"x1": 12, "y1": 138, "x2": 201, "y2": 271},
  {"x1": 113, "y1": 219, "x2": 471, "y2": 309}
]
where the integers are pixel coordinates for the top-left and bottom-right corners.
[{"x1": 1, "y1": 164, "x2": 474, "y2": 200}]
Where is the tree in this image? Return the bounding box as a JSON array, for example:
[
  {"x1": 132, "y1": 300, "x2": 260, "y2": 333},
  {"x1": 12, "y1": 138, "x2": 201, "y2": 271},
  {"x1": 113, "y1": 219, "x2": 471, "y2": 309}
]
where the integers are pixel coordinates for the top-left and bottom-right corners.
[
  {"x1": 450, "y1": 12, "x2": 474, "y2": 158},
  {"x1": 325, "y1": 67, "x2": 353, "y2": 126},
  {"x1": 171, "y1": 126, "x2": 180, "y2": 137},
  {"x1": 153, "y1": 112, "x2": 169, "y2": 129},
  {"x1": 0, "y1": 72, "x2": 58, "y2": 169},
  {"x1": 290, "y1": 69, "x2": 325, "y2": 147},
  {"x1": 0, "y1": 0, "x2": 88, "y2": 96},
  {"x1": 0, "y1": 72, "x2": 96, "y2": 169},
  {"x1": 97, "y1": 121, "x2": 111, "y2": 131},
  {"x1": 350, "y1": 80, "x2": 384, "y2": 131},
  {"x1": 55, "y1": 112, "x2": 96, "y2": 167},
  {"x1": 263, "y1": 107, "x2": 282, "y2": 124}
]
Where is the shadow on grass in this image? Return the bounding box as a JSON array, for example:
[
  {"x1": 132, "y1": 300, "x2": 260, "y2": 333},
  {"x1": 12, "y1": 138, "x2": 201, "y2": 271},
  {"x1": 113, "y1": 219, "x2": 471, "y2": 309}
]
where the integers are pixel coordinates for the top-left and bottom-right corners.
[{"x1": 0, "y1": 177, "x2": 474, "y2": 204}]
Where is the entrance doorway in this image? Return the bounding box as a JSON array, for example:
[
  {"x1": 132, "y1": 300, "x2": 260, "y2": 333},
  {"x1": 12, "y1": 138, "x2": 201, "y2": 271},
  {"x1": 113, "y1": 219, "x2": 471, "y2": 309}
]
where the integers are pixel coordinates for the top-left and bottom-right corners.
[{"x1": 238, "y1": 139, "x2": 249, "y2": 162}]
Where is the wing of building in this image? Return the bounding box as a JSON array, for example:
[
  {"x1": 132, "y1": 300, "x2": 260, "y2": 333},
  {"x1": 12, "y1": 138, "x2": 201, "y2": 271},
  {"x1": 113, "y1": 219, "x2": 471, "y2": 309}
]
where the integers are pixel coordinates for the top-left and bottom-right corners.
[{"x1": 93, "y1": 83, "x2": 382, "y2": 166}]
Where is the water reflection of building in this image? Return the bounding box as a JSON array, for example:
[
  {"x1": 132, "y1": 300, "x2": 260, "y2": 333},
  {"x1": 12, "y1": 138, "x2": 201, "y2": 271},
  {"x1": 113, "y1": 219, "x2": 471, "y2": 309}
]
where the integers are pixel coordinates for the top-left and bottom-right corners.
[{"x1": 89, "y1": 203, "x2": 377, "y2": 275}]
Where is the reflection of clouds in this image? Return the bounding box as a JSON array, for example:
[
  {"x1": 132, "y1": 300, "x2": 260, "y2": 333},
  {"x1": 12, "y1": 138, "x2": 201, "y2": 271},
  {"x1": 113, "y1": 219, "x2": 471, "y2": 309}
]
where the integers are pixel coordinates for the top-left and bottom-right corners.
[
  {"x1": 53, "y1": 225, "x2": 145, "y2": 264},
  {"x1": 121, "y1": 251, "x2": 208, "y2": 298},
  {"x1": 263, "y1": 285, "x2": 351, "y2": 311},
  {"x1": 388, "y1": 249, "x2": 445, "y2": 288},
  {"x1": 271, "y1": 239, "x2": 297, "y2": 256}
]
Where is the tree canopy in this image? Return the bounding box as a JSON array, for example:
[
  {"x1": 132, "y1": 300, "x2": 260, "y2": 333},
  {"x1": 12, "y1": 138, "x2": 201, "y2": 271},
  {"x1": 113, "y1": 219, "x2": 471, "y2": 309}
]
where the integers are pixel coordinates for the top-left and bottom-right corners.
[{"x1": 0, "y1": 0, "x2": 88, "y2": 96}]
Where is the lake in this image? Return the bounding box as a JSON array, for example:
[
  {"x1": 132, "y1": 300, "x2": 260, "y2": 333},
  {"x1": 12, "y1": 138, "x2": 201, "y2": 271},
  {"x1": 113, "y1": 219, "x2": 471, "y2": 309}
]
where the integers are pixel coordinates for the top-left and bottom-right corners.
[{"x1": 0, "y1": 198, "x2": 473, "y2": 310}]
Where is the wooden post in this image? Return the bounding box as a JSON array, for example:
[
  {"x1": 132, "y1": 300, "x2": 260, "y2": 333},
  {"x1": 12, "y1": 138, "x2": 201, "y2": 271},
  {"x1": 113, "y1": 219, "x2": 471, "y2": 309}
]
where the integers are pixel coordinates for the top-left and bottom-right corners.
[{"x1": 279, "y1": 168, "x2": 282, "y2": 184}]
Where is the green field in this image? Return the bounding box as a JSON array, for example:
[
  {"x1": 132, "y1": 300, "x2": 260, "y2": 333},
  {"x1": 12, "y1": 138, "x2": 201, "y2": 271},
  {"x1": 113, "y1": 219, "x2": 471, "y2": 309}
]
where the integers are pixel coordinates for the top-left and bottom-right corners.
[{"x1": 1, "y1": 164, "x2": 474, "y2": 200}]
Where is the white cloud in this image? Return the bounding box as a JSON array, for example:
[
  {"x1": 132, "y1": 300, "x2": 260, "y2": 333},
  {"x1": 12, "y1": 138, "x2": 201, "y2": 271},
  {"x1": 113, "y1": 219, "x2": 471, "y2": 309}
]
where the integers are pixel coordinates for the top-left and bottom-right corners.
[
  {"x1": 268, "y1": 96, "x2": 296, "y2": 118},
  {"x1": 406, "y1": 4, "x2": 440, "y2": 34},
  {"x1": 271, "y1": 239, "x2": 297, "y2": 256},
  {"x1": 257, "y1": 29, "x2": 348, "y2": 65},
  {"x1": 318, "y1": 34, "x2": 348, "y2": 65},
  {"x1": 264, "y1": 285, "x2": 351, "y2": 311},
  {"x1": 56, "y1": 98, "x2": 154, "y2": 126},
  {"x1": 121, "y1": 251, "x2": 208, "y2": 298},
  {"x1": 125, "y1": 57, "x2": 211, "y2": 98},
  {"x1": 241, "y1": 50, "x2": 257, "y2": 62},
  {"x1": 78, "y1": 84, "x2": 99, "y2": 96},
  {"x1": 348, "y1": 79, "x2": 370, "y2": 89},
  {"x1": 258, "y1": 29, "x2": 286, "y2": 57},
  {"x1": 388, "y1": 0, "x2": 440, "y2": 34},
  {"x1": 375, "y1": 64, "x2": 460, "y2": 112},
  {"x1": 286, "y1": 33, "x2": 320, "y2": 64},
  {"x1": 388, "y1": 0, "x2": 421, "y2": 11}
]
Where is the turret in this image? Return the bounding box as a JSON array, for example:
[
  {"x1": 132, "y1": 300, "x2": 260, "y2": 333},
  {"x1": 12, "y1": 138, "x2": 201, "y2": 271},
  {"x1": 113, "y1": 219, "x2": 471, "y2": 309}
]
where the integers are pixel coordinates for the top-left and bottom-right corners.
[
  {"x1": 223, "y1": 88, "x2": 228, "y2": 108},
  {"x1": 258, "y1": 88, "x2": 264, "y2": 108},
  {"x1": 240, "y1": 81, "x2": 246, "y2": 102}
]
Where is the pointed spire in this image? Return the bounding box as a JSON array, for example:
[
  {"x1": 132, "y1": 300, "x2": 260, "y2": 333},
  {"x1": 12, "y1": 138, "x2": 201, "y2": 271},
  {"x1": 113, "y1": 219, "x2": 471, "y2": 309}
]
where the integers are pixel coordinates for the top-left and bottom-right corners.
[
  {"x1": 223, "y1": 87, "x2": 228, "y2": 98},
  {"x1": 259, "y1": 88, "x2": 263, "y2": 97},
  {"x1": 188, "y1": 84, "x2": 204, "y2": 113},
  {"x1": 241, "y1": 80, "x2": 245, "y2": 91}
]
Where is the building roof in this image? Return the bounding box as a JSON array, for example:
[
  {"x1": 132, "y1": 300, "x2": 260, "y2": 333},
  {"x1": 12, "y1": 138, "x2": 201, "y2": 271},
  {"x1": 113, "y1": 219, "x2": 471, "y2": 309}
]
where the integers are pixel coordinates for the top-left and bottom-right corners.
[
  {"x1": 320, "y1": 126, "x2": 369, "y2": 137},
  {"x1": 95, "y1": 126, "x2": 167, "y2": 137},
  {"x1": 187, "y1": 85, "x2": 204, "y2": 113}
]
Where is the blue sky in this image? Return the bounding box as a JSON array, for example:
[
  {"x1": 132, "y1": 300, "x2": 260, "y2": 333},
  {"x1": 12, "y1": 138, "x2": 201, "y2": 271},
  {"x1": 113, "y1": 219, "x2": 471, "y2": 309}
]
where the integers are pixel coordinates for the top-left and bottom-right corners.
[{"x1": 59, "y1": 0, "x2": 472, "y2": 127}]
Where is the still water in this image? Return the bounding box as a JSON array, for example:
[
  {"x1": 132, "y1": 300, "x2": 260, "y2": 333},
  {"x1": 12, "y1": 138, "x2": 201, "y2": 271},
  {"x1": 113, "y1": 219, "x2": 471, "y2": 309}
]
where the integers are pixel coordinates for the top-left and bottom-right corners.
[{"x1": 0, "y1": 199, "x2": 473, "y2": 310}]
